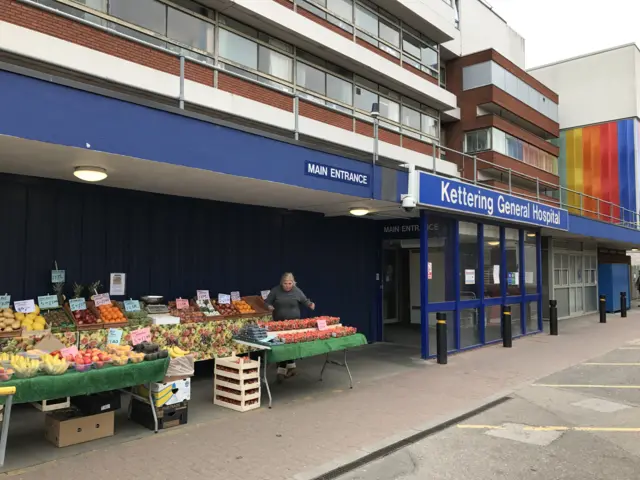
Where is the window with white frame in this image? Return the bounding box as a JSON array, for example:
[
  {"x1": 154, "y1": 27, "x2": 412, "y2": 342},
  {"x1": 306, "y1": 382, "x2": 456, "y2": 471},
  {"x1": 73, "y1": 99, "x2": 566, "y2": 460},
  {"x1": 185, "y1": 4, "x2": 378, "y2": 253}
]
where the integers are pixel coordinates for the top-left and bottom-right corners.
[{"x1": 553, "y1": 253, "x2": 569, "y2": 286}]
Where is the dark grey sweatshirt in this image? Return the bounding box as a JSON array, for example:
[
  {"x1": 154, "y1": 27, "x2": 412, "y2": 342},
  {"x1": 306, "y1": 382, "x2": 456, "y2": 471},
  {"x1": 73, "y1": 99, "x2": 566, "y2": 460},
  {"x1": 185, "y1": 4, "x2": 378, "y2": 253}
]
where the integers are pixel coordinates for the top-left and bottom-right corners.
[{"x1": 265, "y1": 285, "x2": 312, "y2": 320}]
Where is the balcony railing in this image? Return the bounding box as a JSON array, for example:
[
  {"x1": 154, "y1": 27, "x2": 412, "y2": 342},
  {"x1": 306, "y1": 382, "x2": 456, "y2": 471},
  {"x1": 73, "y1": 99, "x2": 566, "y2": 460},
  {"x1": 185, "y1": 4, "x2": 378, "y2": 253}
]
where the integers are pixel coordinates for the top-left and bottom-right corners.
[{"x1": 435, "y1": 145, "x2": 640, "y2": 230}]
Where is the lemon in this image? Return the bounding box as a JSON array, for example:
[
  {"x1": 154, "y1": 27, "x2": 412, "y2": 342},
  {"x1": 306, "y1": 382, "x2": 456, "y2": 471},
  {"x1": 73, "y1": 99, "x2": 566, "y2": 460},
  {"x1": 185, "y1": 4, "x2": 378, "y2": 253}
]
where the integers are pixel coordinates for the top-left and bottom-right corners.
[
  {"x1": 24, "y1": 325, "x2": 32, "y2": 331},
  {"x1": 15, "y1": 313, "x2": 24, "y2": 321},
  {"x1": 33, "y1": 305, "x2": 40, "y2": 315},
  {"x1": 35, "y1": 315, "x2": 45, "y2": 323}
]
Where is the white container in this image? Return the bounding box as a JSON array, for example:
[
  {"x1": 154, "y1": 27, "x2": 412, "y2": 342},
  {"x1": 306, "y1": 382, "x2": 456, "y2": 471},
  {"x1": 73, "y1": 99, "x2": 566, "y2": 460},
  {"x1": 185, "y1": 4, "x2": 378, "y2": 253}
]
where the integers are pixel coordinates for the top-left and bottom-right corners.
[{"x1": 213, "y1": 354, "x2": 261, "y2": 412}]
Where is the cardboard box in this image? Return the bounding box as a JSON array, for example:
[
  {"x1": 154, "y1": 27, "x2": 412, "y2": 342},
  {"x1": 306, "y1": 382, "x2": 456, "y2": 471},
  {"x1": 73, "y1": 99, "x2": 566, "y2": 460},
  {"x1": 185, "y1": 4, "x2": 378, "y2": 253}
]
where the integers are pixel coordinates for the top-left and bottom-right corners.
[
  {"x1": 135, "y1": 378, "x2": 191, "y2": 407},
  {"x1": 130, "y1": 398, "x2": 188, "y2": 431},
  {"x1": 45, "y1": 409, "x2": 114, "y2": 447},
  {"x1": 71, "y1": 391, "x2": 121, "y2": 416}
]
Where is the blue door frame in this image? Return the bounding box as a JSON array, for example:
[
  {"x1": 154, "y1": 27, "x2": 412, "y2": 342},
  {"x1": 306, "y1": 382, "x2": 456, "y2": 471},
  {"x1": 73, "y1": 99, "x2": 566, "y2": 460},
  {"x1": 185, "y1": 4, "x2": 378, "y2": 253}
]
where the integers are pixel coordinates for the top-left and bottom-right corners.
[{"x1": 409, "y1": 211, "x2": 543, "y2": 359}]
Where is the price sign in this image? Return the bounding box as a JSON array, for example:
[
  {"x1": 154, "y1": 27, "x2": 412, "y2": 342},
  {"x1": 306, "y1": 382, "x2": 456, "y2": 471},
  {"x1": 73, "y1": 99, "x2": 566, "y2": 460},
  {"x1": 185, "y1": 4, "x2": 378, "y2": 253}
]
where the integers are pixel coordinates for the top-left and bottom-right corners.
[
  {"x1": 123, "y1": 300, "x2": 141, "y2": 312},
  {"x1": 51, "y1": 270, "x2": 65, "y2": 283},
  {"x1": 197, "y1": 290, "x2": 210, "y2": 301},
  {"x1": 317, "y1": 319, "x2": 328, "y2": 331},
  {"x1": 218, "y1": 293, "x2": 231, "y2": 305},
  {"x1": 38, "y1": 295, "x2": 59, "y2": 309},
  {"x1": 176, "y1": 298, "x2": 189, "y2": 310},
  {"x1": 0, "y1": 295, "x2": 10, "y2": 309},
  {"x1": 230, "y1": 291, "x2": 241, "y2": 301},
  {"x1": 69, "y1": 298, "x2": 87, "y2": 312},
  {"x1": 130, "y1": 327, "x2": 151, "y2": 345},
  {"x1": 93, "y1": 293, "x2": 111, "y2": 307},
  {"x1": 260, "y1": 290, "x2": 270, "y2": 300},
  {"x1": 14, "y1": 299, "x2": 35, "y2": 314},
  {"x1": 61, "y1": 346, "x2": 78, "y2": 357},
  {"x1": 107, "y1": 328, "x2": 123, "y2": 345}
]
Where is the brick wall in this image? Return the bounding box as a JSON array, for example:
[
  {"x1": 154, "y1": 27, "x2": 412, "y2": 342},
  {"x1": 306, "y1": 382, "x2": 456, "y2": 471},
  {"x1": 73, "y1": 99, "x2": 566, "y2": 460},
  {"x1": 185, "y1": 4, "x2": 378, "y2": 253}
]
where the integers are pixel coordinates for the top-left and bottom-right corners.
[
  {"x1": 402, "y1": 63, "x2": 438, "y2": 86},
  {"x1": 355, "y1": 38, "x2": 401, "y2": 65},
  {"x1": 185, "y1": 61, "x2": 213, "y2": 86},
  {"x1": 218, "y1": 73, "x2": 293, "y2": 111},
  {"x1": 299, "y1": 101, "x2": 352, "y2": 130},
  {"x1": 297, "y1": 7, "x2": 352, "y2": 40}
]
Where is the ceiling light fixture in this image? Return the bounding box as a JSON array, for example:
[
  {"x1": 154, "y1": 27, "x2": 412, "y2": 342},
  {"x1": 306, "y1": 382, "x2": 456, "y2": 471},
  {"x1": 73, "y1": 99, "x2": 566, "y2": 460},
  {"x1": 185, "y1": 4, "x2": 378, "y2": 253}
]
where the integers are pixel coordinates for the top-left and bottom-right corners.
[
  {"x1": 74, "y1": 166, "x2": 108, "y2": 182},
  {"x1": 527, "y1": 233, "x2": 537, "y2": 237},
  {"x1": 632, "y1": 248, "x2": 638, "y2": 252},
  {"x1": 349, "y1": 208, "x2": 370, "y2": 217},
  {"x1": 487, "y1": 241, "x2": 500, "y2": 246}
]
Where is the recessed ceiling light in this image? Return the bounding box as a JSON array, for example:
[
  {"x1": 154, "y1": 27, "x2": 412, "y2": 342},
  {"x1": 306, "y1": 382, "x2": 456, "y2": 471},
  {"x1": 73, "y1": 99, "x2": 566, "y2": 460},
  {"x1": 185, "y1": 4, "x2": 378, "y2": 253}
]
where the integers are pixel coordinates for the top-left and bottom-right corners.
[
  {"x1": 632, "y1": 248, "x2": 638, "y2": 252},
  {"x1": 488, "y1": 241, "x2": 500, "y2": 246},
  {"x1": 349, "y1": 208, "x2": 370, "y2": 217},
  {"x1": 527, "y1": 233, "x2": 537, "y2": 237},
  {"x1": 74, "y1": 166, "x2": 108, "y2": 182}
]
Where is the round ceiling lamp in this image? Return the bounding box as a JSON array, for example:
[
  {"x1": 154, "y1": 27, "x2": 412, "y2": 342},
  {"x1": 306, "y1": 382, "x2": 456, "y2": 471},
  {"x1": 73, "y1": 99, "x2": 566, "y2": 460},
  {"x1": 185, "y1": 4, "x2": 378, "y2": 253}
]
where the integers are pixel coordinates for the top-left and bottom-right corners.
[
  {"x1": 74, "y1": 166, "x2": 108, "y2": 182},
  {"x1": 349, "y1": 208, "x2": 370, "y2": 217}
]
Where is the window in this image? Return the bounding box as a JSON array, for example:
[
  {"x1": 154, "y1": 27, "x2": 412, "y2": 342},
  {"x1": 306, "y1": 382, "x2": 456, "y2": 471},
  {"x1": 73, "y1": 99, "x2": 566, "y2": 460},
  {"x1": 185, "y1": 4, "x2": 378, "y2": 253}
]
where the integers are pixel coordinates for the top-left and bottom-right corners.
[
  {"x1": 402, "y1": 106, "x2": 421, "y2": 130},
  {"x1": 421, "y1": 45, "x2": 438, "y2": 71},
  {"x1": 553, "y1": 253, "x2": 569, "y2": 286},
  {"x1": 422, "y1": 114, "x2": 438, "y2": 138},
  {"x1": 505, "y1": 228, "x2": 520, "y2": 296},
  {"x1": 464, "y1": 129, "x2": 490, "y2": 153},
  {"x1": 328, "y1": 0, "x2": 353, "y2": 20},
  {"x1": 402, "y1": 34, "x2": 422, "y2": 59},
  {"x1": 526, "y1": 302, "x2": 539, "y2": 333},
  {"x1": 297, "y1": 62, "x2": 326, "y2": 95},
  {"x1": 167, "y1": 7, "x2": 214, "y2": 53},
  {"x1": 484, "y1": 225, "x2": 501, "y2": 298},
  {"x1": 379, "y1": 97, "x2": 399, "y2": 123},
  {"x1": 327, "y1": 74, "x2": 352, "y2": 105},
  {"x1": 109, "y1": 0, "x2": 166, "y2": 35},
  {"x1": 259, "y1": 46, "x2": 292, "y2": 81},
  {"x1": 354, "y1": 86, "x2": 378, "y2": 113},
  {"x1": 219, "y1": 29, "x2": 258, "y2": 69},
  {"x1": 524, "y1": 232, "x2": 537, "y2": 294},
  {"x1": 355, "y1": 4, "x2": 378, "y2": 35},
  {"x1": 459, "y1": 222, "x2": 479, "y2": 299},
  {"x1": 379, "y1": 19, "x2": 400, "y2": 47}
]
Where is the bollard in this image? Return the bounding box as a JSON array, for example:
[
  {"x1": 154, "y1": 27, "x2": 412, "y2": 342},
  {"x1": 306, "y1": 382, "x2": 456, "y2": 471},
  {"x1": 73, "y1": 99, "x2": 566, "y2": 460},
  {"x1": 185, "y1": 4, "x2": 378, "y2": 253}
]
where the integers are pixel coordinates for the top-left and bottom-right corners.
[
  {"x1": 599, "y1": 295, "x2": 607, "y2": 323},
  {"x1": 549, "y1": 299, "x2": 558, "y2": 336},
  {"x1": 502, "y1": 306, "x2": 512, "y2": 348},
  {"x1": 621, "y1": 292, "x2": 627, "y2": 318},
  {"x1": 436, "y1": 312, "x2": 447, "y2": 365}
]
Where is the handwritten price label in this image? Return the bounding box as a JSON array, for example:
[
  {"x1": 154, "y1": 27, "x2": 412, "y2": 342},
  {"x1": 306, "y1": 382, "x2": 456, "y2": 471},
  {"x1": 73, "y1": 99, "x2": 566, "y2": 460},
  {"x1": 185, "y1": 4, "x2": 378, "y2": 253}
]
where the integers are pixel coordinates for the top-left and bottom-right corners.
[
  {"x1": 130, "y1": 327, "x2": 151, "y2": 345},
  {"x1": 38, "y1": 295, "x2": 59, "y2": 309},
  {"x1": 230, "y1": 291, "x2": 241, "y2": 301},
  {"x1": 123, "y1": 300, "x2": 141, "y2": 312},
  {"x1": 317, "y1": 319, "x2": 328, "y2": 331},
  {"x1": 93, "y1": 293, "x2": 111, "y2": 307},
  {"x1": 218, "y1": 294, "x2": 231, "y2": 305},
  {"x1": 176, "y1": 298, "x2": 189, "y2": 310},
  {"x1": 196, "y1": 290, "x2": 210, "y2": 301},
  {"x1": 107, "y1": 328, "x2": 123, "y2": 345},
  {"x1": 51, "y1": 270, "x2": 65, "y2": 283},
  {"x1": 14, "y1": 300, "x2": 35, "y2": 314},
  {"x1": 0, "y1": 295, "x2": 10, "y2": 309},
  {"x1": 260, "y1": 290, "x2": 270, "y2": 300},
  {"x1": 69, "y1": 298, "x2": 87, "y2": 312}
]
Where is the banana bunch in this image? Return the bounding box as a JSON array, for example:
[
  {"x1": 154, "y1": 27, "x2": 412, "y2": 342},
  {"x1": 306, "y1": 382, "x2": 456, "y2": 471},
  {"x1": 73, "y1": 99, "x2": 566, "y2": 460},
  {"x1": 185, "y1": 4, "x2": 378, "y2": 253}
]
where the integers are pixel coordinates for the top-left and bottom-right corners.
[
  {"x1": 42, "y1": 354, "x2": 69, "y2": 376},
  {"x1": 11, "y1": 356, "x2": 41, "y2": 378},
  {"x1": 168, "y1": 346, "x2": 189, "y2": 359},
  {"x1": 0, "y1": 353, "x2": 15, "y2": 364}
]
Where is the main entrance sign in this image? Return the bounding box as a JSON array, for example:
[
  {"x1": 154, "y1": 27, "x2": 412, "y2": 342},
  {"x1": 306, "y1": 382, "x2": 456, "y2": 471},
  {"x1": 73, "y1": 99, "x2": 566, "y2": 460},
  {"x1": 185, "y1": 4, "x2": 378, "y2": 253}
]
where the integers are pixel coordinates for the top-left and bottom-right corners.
[
  {"x1": 419, "y1": 172, "x2": 569, "y2": 230},
  {"x1": 304, "y1": 161, "x2": 369, "y2": 186}
]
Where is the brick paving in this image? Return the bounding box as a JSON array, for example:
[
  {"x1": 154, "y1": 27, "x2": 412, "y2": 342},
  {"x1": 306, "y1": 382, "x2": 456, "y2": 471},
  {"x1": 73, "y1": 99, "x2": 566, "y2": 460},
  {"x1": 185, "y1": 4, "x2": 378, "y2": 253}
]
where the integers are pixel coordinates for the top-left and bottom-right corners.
[{"x1": 6, "y1": 312, "x2": 640, "y2": 480}]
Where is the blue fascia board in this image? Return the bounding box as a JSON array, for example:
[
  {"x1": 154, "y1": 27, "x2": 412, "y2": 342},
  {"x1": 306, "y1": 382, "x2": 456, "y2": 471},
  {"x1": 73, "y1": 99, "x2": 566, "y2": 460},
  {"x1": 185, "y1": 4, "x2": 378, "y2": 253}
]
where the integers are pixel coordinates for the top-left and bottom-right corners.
[
  {"x1": 568, "y1": 214, "x2": 640, "y2": 244},
  {"x1": 0, "y1": 69, "x2": 384, "y2": 199}
]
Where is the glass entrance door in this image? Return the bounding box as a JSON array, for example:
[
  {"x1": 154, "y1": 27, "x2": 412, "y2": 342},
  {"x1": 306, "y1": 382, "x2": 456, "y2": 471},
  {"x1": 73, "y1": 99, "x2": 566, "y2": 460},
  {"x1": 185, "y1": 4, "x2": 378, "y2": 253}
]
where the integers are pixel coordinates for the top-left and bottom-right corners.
[
  {"x1": 569, "y1": 254, "x2": 584, "y2": 316},
  {"x1": 382, "y1": 248, "x2": 399, "y2": 324}
]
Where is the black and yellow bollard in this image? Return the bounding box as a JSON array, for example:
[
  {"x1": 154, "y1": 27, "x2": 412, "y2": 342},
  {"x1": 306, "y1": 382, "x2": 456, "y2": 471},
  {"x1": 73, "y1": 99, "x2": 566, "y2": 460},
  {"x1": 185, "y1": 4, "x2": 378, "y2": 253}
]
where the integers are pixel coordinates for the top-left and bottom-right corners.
[
  {"x1": 621, "y1": 292, "x2": 627, "y2": 318},
  {"x1": 436, "y1": 312, "x2": 447, "y2": 365},
  {"x1": 599, "y1": 295, "x2": 607, "y2": 323},
  {"x1": 549, "y1": 300, "x2": 558, "y2": 336},
  {"x1": 502, "y1": 306, "x2": 512, "y2": 348}
]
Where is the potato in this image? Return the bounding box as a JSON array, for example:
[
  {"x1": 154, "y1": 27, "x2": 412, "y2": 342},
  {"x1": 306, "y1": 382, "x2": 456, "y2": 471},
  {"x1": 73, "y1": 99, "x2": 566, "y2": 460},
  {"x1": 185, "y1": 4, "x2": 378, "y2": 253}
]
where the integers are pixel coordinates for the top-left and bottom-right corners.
[
  {"x1": 3, "y1": 312, "x2": 12, "y2": 319},
  {"x1": 4, "y1": 327, "x2": 12, "y2": 332},
  {"x1": 11, "y1": 322, "x2": 20, "y2": 330}
]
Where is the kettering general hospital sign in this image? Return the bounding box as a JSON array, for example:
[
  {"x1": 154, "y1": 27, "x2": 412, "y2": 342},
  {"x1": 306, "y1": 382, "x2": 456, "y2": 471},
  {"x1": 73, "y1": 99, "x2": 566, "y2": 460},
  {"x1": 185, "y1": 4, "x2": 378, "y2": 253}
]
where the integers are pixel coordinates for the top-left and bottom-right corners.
[{"x1": 419, "y1": 172, "x2": 569, "y2": 230}]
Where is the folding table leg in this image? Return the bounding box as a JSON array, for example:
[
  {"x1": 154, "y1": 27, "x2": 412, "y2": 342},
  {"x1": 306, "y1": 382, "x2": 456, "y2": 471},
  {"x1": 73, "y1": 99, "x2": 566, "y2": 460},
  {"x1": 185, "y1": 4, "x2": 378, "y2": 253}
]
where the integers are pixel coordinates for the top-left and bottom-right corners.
[
  {"x1": 263, "y1": 350, "x2": 272, "y2": 409},
  {"x1": 0, "y1": 395, "x2": 13, "y2": 467}
]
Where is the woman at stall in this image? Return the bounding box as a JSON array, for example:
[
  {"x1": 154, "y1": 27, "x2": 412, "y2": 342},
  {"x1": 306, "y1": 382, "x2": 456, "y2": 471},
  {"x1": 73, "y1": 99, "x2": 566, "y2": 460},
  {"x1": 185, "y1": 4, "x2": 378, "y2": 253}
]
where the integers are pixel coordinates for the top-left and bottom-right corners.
[{"x1": 265, "y1": 272, "x2": 315, "y2": 383}]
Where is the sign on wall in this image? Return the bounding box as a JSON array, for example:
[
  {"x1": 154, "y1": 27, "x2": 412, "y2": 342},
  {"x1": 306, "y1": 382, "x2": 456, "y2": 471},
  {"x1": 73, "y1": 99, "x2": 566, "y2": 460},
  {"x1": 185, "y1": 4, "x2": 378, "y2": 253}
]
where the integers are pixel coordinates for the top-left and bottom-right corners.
[
  {"x1": 418, "y1": 172, "x2": 569, "y2": 231},
  {"x1": 304, "y1": 161, "x2": 370, "y2": 187}
]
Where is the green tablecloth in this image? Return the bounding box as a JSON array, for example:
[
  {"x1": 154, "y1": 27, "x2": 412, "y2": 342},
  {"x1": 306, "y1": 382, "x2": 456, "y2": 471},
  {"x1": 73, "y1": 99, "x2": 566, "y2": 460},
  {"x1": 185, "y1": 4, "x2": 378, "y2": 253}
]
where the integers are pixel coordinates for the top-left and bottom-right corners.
[
  {"x1": 267, "y1": 334, "x2": 367, "y2": 364},
  {"x1": 2, "y1": 357, "x2": 169, "y2": 404}
]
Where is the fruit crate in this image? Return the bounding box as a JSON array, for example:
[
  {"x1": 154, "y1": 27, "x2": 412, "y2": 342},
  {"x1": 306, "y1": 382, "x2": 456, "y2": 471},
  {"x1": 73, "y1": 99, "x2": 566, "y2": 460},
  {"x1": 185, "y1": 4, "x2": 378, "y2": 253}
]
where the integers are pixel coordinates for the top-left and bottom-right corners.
[{"x1": 213, "y1": 354, "x2": 261, "y2": 412}]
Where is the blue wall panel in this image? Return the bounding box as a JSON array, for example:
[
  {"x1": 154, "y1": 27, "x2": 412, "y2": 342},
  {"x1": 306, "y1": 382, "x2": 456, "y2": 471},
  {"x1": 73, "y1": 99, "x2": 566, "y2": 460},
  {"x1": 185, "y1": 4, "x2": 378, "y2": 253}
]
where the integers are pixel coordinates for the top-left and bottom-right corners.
[
  {"x1": 0, "y1": 174, "x2": 377, "y2": 339},
  {"x1": 617, "y1": 119, "x2": 635, "y2": 222},
  {"x1": 0, "y1": 70, "x2": 383, "y2": 199}
]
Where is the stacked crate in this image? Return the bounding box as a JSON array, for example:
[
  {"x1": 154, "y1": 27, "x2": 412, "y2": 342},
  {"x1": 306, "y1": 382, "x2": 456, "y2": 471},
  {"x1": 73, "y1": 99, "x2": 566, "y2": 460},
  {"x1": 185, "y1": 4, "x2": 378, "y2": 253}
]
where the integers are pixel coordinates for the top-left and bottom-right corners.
[{"x1": 213, "y1": 353, "x2": 261, "y2": 412}]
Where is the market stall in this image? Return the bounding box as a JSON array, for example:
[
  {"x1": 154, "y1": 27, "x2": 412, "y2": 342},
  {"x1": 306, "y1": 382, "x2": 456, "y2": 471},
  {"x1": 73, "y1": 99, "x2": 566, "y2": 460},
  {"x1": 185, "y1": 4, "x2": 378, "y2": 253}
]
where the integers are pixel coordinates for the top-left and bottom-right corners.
[{"x1": 232, "y1": 317, "x2": 367, "y2": 408}]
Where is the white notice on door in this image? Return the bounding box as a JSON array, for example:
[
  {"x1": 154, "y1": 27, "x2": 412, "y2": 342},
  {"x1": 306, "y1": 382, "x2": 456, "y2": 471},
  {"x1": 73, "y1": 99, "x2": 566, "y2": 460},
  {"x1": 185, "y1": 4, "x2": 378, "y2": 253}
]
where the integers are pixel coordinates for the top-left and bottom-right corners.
[
  {"x1": 493, "y1": 265, "x2": 500, "y2": 284},
  {"x1": 427, "y1": 262, "x2": 433, "y2": 280},
  {"x1": 525, "y1": 271, "x2": 534, "y2": 284},
  {"x1": 464, "y1": 269, "x2": 475, "y2": 285}
]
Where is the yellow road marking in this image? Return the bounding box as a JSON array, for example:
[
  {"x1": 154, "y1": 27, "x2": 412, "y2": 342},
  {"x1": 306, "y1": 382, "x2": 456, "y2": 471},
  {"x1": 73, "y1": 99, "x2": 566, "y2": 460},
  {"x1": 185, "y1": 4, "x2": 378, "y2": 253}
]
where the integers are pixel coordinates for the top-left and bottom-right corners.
[
  {"x1": 533, "y1": 384, "x2": 640, "y2": 389},
  {"x1": 583, "y1": 363, "x2": 640, "y2": 366},
  {"x1": 458, "y1": 425, "x2": 640, "y2": 432}
]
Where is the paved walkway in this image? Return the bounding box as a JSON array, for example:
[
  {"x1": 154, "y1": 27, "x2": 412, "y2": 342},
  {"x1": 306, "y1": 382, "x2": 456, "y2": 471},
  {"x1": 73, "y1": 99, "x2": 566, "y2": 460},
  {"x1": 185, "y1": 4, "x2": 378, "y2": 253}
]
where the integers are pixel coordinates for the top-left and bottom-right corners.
[{"x1": 6, "y1": 312, "x2": 640, "y2": 480}]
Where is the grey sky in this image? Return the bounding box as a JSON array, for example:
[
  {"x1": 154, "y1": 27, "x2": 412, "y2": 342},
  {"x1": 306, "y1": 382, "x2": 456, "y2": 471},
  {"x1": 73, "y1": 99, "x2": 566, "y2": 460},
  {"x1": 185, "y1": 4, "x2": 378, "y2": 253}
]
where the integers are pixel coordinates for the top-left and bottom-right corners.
[{"x1": 487, "y1": 0, "x2": 638, "y2": 68}]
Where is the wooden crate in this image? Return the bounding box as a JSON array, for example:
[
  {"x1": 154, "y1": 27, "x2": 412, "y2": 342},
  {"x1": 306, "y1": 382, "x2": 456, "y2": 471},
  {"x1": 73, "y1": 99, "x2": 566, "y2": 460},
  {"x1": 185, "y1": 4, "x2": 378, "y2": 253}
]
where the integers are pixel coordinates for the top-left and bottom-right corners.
[
  {"x1": 32, "y1": 397, "x2": 71, "y2": 412},
  {"x1": 213, "y1": 354, "x2": 261, "y2": 412}
]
